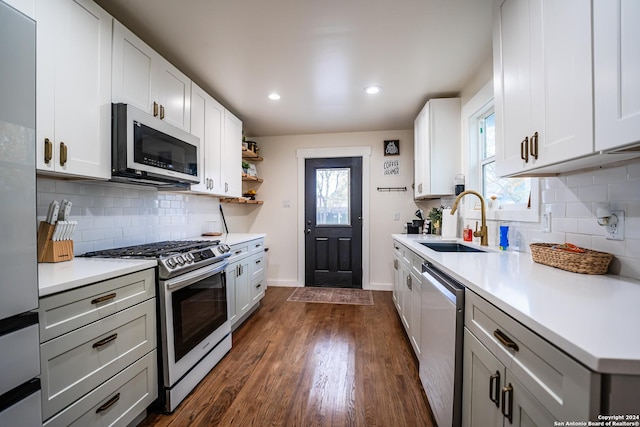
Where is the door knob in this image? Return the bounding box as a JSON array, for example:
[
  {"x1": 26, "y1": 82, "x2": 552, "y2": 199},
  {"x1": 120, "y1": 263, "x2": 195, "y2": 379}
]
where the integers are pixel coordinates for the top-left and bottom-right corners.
[{"x1": 305, "y1": 228, "x2": 311, "y2": 234}]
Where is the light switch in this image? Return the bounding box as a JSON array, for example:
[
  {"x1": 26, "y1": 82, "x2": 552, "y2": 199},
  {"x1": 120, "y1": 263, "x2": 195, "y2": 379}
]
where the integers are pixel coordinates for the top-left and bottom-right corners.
[{"x1": 282, "y1": 200, "x2": 291, "y2": 208}]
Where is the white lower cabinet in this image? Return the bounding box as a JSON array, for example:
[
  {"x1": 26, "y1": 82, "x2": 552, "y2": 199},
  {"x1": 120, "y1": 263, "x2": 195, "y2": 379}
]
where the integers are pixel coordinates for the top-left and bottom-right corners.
[
  {"x1": 227, "y1": 238, "x2": 266, "y2": 329},
  {"x1": 463, "y1": 290, "x2": 599, "y2": 425},
  {"x1": 463, "y1": 329, "x2": 555, "y2": 427},
  {"x1": 38, "y1": 268, "x2": 157, "y2": 426},
  {"x1": 43, "y1": 350, "x2": 157, "y2": 427},
  {"x1": 392, "y1": 240, "x2": 422, "y2": 356}
]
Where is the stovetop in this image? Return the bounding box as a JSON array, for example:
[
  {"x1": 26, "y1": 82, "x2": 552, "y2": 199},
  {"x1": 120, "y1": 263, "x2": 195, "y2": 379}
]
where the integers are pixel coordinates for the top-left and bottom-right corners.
[
  {"x1": 83, "y1": 240, "x2": 221, "y2": 258},
  {"x1": 82, "y1": 240, "x2": 231, "y2": 279}
]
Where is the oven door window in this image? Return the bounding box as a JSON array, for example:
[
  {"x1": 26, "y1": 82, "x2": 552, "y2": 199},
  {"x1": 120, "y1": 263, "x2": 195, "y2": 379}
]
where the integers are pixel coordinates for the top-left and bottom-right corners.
[{"x1": 172, "y1": 272, "x2": 227, "y2": 362}]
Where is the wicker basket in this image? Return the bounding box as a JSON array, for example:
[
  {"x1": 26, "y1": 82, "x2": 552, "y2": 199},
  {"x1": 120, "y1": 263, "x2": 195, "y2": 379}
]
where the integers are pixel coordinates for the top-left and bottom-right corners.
[{"x1": 530, "y1": 243, "x2": 613, "y2": 275}]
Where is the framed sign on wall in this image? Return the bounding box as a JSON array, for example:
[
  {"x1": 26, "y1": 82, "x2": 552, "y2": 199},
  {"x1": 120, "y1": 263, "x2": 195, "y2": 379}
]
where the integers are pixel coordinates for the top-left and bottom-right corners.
[{"x1": 384, "y1": 140, "x2": 399, "y2": 156}]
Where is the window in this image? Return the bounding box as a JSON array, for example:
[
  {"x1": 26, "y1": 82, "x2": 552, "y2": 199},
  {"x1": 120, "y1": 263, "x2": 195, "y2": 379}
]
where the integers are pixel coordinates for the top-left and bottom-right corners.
[
  {"x1": 463, "y1": 80, "x2": 538, "y2": 222},
  {"x1": 479, "y1": 111, "x2": 532, "y2": 208},
  {"x1": 316, "y1": 168, "x2": 350, "y2": 225}
]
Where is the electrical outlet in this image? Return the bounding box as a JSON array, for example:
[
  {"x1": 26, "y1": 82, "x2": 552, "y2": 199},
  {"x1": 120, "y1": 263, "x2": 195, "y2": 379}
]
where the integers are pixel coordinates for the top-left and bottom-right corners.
[
  {"x1": 394, "y1": 212, "x2": 400, "y2": 221},
  {"x1": 282, "y1": 200, "x2": 291, "y2": 208},
  {"x1": 542, "y1": 212, "x2": 551, "y2": 233},
  {"x1": 606, "y1": 210, "x2": 625, "y2": 240}
]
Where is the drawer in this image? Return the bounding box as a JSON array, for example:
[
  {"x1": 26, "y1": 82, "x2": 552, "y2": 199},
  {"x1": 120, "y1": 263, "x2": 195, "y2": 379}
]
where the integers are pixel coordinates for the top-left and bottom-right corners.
[
  {"x1": 249, "y1": 253, "x2": 265, "y2": 281},
  {"x1": 227, "y1": 244, "x2": 249, "y2": 263},
  {"x1": 0, "y1": 390, "x2": 42, "y2": 427},
  {"x1": 249, "y1": 238, "x2": 265, "y2": 254},
  {"x1": 0, "y1": 322, "x2": 40, "y2": 395},
  {"x1": 465, "y1": 291, "x2": 599, "y2": 420},
  {"x1": 40, "y1": 299, "x2": 156, "y2": 420},
  {"x1": 251, "y1": 277, "x2": 265, "y2": 303},
  {"x1": 39, "y1": 269, "x2": 155, "y2": 342},
  {"x1": 43, "y1": 350, "x2": 157, "y2": 427}
]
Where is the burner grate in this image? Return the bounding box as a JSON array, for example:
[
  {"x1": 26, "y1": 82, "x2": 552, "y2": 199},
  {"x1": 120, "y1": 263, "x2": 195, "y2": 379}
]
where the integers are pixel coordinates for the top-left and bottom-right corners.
[{"x1": 83, "y1": 240, "x2": 220, "y2": 258}]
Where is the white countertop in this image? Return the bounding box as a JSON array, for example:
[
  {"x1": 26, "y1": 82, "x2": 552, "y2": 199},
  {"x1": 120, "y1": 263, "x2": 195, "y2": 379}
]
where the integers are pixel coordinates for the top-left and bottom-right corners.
[
  {"x1": 38, "y1": 233, "x2": 266, "y2": 297},
  {"x1": 393, "y1": 234, "x2": 640, "y2": 375},
  {"x1": 38, "y1": 258, "x2": 157, "y2": 297}
]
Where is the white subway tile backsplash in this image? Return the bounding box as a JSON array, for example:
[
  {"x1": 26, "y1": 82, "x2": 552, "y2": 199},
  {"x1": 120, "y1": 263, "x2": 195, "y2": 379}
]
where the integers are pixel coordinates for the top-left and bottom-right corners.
[
  {"x1": 565, "y1": 202, "x2": 591, "y2": 218},
  {"x1": 461, "y1": 159, "x2": 640, "y2": 280},
  {"x1": 628, "y1": 162, "x2": 640, "y2": 181},
  {"x1": 37, "y1": 177, "x2": 222, "y2": 255},
  {"x1": 554, "y1": 187, "x2": 580, "y2": 203},
  {"x1": 609, "y1": 181, "x2": 640, "y2": 201},
  {"x1": 566, "y1": 173, "x2": 593, "y2": 188},
  {"x1": 577, "y1": 184, "x2": 608, "y2": 202},
  {"x1": 593, "y1": 165, "x2": 627, "y2": 184}
]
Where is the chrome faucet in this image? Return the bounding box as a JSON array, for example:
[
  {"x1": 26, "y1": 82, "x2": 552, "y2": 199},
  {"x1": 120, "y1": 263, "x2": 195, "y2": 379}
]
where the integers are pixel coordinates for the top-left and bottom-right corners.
[{"x1": 450, "y1": 190, "x2": 488, "y2": 246}]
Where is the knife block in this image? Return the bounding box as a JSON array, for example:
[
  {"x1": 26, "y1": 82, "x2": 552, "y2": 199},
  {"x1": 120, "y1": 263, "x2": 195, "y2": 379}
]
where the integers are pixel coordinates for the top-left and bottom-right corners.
[{"x1": 37, "y1": 221, "x2": 74, "y2": 263}]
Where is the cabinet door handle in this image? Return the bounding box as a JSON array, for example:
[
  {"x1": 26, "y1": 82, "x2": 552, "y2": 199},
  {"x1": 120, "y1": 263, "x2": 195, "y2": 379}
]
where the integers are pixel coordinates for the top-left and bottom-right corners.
[
  {"x1": 494, "y1": 329, "x2": 519, "y2": 352},
  {"x1": 489, "y1": 371, "x2": 501, "y2": 407},
  {"x1": 225, "y1": 182, "x2": 229, "y2": 192},
  {"x1": 160, "y1": 105, "x2": 165, "y2": 120},
  {"x1": 91, "y1": 293, "x2": 116, "y2": 305},
  {"x1": 530, "y1": 131, "x2": 538, "y2": 159},
  {"x1": 520, "y1": 136, "x2": 529, "y2": 162},
  {"x1": 59, "y1": 142, "x2": 68, "y2": 166},
  {"x1": 501, "y1": 383, "x2": 513, "y2": 424},
  {"x1": 92, "y1": 333, "x2": 118, "y2": 349},
  {"x1": 153, "y1": 102, "x2": 159, "y2": 117},
  {"x1": 394, "y1": 259, "x2": 398, "y2": 270},
  {"x1": 44, "y1": 138, "x2": 53, "y2": 164},
  {"x1": 96, "y1": 393, "x2": 120, "y2": 414},
  {"x1": 406, "y1": 275, "x2": 412, "y2": 291}
]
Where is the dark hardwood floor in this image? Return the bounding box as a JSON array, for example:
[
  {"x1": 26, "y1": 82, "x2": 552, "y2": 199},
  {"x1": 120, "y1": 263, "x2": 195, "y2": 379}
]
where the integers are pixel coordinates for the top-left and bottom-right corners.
[{"x1": 140, "y1": 287, "x2": 436, "y2": 427}]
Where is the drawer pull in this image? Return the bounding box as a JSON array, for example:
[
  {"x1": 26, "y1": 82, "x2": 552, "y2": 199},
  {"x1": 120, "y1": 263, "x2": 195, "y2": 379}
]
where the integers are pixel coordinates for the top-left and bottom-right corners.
[
  {"x1": 489, "y1": 371, "x2": 500, "y2": 407},
  {"x1": 494, "y1": 329, "x2": 519, "y2": 352},
  {"x1": 256, "y1": 283, "x2": 262, "y2": 289},
  {"x1": 234, "y1": 250, "x2": 243, "y2": 255},
  {"x1": 91, "y1": 293, "x2": 117, "y2": 305},
  {"x1": 96, "y1": 393, "x2": 120, "y2": 414},
  {"x1": 44, "y1": 138, "x2": 53, "y2": 163},
  {"x1": 255, "y1": 259, "x2": 261, "y2": 264},
  {"x1": 59, "y1": 142, "x2": 68, "y2": 167},
  {"x1": 92, "y1": 333, "x2": 118, "y2": 349},
  {"x1": 520, "y1": 136, "x2": 529, "y2": 162},
  {"x1": 501, "y1": 383, "x2": 513, "y2": 424}
]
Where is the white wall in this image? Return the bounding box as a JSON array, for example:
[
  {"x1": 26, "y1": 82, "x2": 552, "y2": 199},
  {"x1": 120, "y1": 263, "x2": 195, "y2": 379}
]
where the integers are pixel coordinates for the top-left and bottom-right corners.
[{"x1": 230, "y1": 130, "x2": 423, "y2": 289}]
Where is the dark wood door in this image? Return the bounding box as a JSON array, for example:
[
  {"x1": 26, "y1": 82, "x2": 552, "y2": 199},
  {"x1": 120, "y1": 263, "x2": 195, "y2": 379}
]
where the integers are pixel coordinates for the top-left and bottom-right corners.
[{"x1": 304, "y1": 157, "x2": 362, "y2": 288}]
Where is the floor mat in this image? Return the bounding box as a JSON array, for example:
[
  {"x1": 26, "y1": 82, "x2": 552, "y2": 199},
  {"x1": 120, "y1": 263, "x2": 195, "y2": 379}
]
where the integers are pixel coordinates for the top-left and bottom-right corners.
[{"x1": 287, "y1": 287, "x2": 374, "y2": 306}]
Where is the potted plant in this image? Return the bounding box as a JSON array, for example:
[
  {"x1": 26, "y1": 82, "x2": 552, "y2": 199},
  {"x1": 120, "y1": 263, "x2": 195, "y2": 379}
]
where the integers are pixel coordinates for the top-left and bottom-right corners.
[
  {"x1": 427, "y1": 206, "x2": 443, "y2": 235},
  {"x1": 242, "y1": 160, "x2": 250, "y2": 174}
]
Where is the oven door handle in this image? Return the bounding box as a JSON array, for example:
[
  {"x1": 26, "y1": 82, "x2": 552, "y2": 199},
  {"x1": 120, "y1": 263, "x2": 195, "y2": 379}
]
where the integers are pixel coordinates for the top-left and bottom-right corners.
[{"x1": 165, "y1": 261, "x2": 228, "y2": 291}]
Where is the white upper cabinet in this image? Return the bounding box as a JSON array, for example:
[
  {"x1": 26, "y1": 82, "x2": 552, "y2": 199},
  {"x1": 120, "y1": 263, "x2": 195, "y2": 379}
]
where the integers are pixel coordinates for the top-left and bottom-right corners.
[
  {"x1": 4, "y1": 0, "x2": 34, "y2": 18},
  {"x1": 190, "y1": 83, "x2": 225, "y2": 195},
  {"x1": 36, "y1": 0, "x2": 112, "y2": 179},
  {"x1": 223, "y1": 110, "x2": 243, "y2": 198},
  {"x1": 593, "y1": 0, "x2": 640, "y2": 152},
  {"x1": 414, "y1": 98, "x2": 461, "y2": 198},
  {"x1": 494, "y1": 0, "x2": 593, "y2": 177},
  {"x1": 112, "y1": 21, "x2": 191, "y2": 132}
]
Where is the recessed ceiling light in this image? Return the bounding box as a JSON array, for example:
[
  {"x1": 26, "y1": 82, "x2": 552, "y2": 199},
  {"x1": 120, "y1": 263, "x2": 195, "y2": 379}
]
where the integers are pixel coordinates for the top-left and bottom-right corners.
[
  {"x1": 365, "y1": 86, "x2": 382, "y2": 95},
  {"x1": 268, "y1": 93, "x2": 281, "y2": 100}
]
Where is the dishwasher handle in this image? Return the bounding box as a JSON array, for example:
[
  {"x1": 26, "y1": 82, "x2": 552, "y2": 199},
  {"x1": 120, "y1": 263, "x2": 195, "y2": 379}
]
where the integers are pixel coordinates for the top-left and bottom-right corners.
[{"x1": 422, "y1": 262, "x2": 464, "y2": 305}]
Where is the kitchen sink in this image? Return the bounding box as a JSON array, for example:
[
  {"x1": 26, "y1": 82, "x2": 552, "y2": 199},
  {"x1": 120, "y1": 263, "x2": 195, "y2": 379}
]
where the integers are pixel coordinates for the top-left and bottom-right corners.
[{"x1": 420, "y1": 242, "x2": 486, "y2": 253}]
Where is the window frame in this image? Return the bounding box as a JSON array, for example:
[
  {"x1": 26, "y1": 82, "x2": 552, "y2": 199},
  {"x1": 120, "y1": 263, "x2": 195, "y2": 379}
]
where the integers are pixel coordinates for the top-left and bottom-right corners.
[{"x1": 462, "y1": 81, "x2": 540, "y2": 223}]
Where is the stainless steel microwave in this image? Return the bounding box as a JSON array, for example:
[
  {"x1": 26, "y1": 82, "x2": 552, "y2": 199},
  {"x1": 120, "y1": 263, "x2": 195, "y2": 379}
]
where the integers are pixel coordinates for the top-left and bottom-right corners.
[{"x1": 111, "y1": 103, "x2": 200, "y2": 189}]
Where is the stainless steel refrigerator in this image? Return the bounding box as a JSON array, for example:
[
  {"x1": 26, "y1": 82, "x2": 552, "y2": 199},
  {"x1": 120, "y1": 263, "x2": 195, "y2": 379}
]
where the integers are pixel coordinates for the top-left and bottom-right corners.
[{"x1": 0, "y1": 1, "x2": 42, "y2": 425}]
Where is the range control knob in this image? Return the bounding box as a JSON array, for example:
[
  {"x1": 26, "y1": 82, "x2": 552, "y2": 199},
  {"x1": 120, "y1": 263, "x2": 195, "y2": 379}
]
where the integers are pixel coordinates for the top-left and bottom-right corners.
[
  {"x1": 185, "y1": 253, "x2": 194, "y2": 263},
  {"x1": 175, "y1": 255, "x2": 185, "y2": 266},
  {"x1": 166, "y1": 258, "x2": 176, "y2": 269}
]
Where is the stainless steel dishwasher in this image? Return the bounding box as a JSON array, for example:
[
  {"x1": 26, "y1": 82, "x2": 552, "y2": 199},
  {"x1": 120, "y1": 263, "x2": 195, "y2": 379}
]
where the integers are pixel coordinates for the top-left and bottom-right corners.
[{"x1": 420, "y1": 261, "x2": 465, "y2": 427}]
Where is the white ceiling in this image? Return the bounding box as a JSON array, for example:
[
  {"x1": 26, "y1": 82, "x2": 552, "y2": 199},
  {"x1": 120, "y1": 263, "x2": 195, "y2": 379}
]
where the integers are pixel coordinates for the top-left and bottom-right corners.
[{"x1": 95, "y1": 0, "x2": 494, "y2": 137}]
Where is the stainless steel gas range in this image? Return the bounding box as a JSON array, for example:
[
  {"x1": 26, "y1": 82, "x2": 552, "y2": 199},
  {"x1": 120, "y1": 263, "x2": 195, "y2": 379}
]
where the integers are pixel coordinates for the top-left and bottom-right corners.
[{"x1": 83, "y1": 240, "x2": 232, "y2": 412}]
